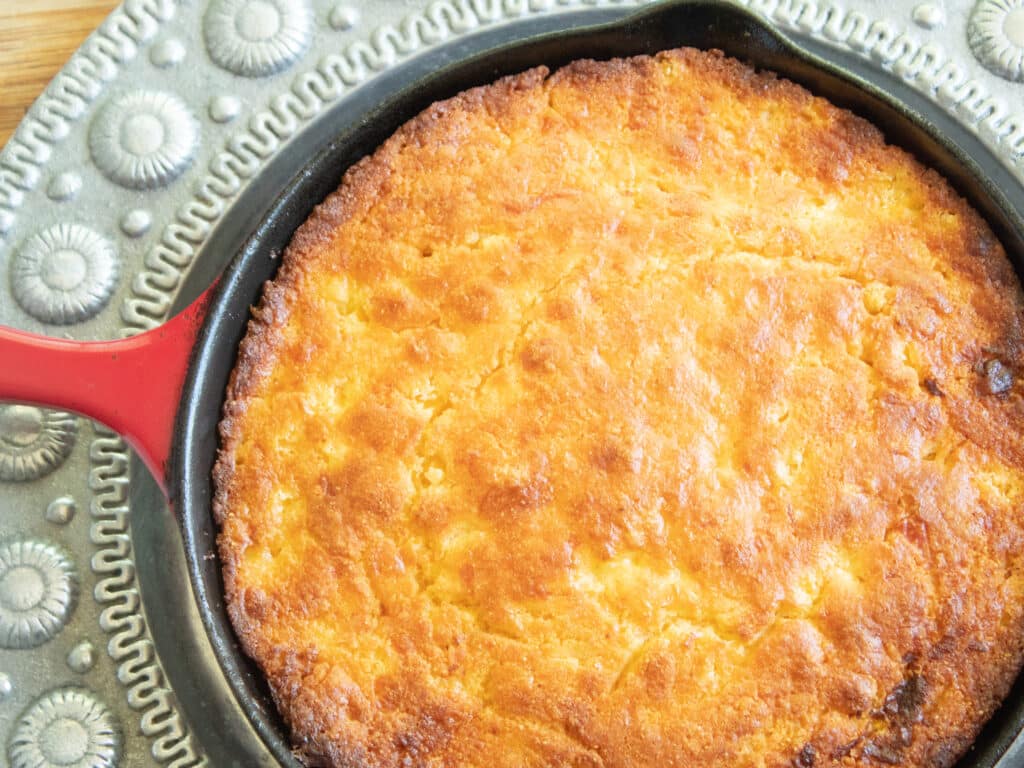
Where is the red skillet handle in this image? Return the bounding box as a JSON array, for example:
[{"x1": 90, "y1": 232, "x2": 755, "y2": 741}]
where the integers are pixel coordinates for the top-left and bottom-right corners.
[{"x1": 0, "y1": 284, "x2": 218, "y2": 496}]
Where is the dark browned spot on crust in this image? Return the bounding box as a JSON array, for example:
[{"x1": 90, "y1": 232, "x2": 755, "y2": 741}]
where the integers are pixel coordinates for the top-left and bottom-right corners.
[
  {"x1": 923, "y1": 378, "x2": 945, "y2": 397},
  {"x1": 793, "y1": 743, "x2": 817, "y2": 767},
  {"x1": 984, "y1": 358, "x2": 1014, "y2": 394}
]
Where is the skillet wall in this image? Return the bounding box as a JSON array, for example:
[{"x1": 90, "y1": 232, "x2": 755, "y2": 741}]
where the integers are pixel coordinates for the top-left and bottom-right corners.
[{"x1": 156, "y1": 2, "x2": 1024, "y2": 765}]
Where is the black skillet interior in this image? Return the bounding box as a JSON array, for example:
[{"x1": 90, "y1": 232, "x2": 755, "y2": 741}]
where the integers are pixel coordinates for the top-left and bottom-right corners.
[{"x1": 171, "y1": 1, "x2": 1024, "y2": 764}]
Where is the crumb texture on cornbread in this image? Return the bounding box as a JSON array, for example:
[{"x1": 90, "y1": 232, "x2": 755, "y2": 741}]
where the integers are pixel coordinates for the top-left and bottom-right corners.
[{"x1": 214, "y1": 49, "x2": 1024, "y2": 768}]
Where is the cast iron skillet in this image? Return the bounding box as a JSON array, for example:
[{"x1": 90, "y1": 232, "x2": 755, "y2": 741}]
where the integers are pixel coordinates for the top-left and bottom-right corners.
[{"x1": 3, "y1": 1, "x2": 1024, "y2": 765}]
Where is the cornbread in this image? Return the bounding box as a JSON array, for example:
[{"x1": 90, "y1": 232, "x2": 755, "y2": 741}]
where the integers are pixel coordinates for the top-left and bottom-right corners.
[{"x1": 214, "y1": 49, "x2": 1024, "y2": 767}]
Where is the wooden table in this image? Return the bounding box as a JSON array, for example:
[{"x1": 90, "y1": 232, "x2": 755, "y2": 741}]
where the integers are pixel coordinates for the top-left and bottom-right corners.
[{"x1": 0, "y1": 0, "x2": 120, "y2": 148}]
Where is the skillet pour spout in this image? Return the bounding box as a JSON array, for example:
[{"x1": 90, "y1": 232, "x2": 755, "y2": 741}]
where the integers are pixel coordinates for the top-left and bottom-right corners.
[{"x1": 1, "y1": 1, "x2": 1024, "y2": 766}]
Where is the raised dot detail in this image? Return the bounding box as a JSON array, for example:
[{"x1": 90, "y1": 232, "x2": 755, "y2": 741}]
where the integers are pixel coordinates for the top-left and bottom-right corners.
[
  {"x1": 204, "y1": 0, "x2": 312, "y2": 77},
  {"x1": 89, "y1": 90, "x2": 199, "y2": 190},
  {"x1": 912, "y1": 3, "x2": 945, "y2": 29},
  {"x1": 969, "y1": 0, "x2": 1024, "y2": 81},
  {"x1": 120, "y1": 209, "x2": 152, "y2": 238},
  {"x1": 149, "y1": 38, "x2": 186, "y2": 68},
  {"x1": 46, "y1": 172, "x2": 82, "y2": 202},
  {"x1": 67, "y1": 640, "x2": 97, "y2": 673},
  {"x1": 0, "y1": 539, "x2": 77, "y2": 649},
  {"x1": 9, "y1": 689, "x2": 120, "y2": 768},
  {"x1": 10, "y1": 224, "x2": 119, "y2": 324},
  {"x1": 45, "y1": 496, "x2": 77, "y2": 525},
  {"x1": 209, "y1": 95, "x2": 242, "y2": 124},
  {"x1": 0, "y1": 673, "x2": 11, "y2": 701},
  {"x1": 0, "y1": 406, "x2": 78, "y2": 482},
  {"x1": 328, "y1": 4, "x2": 359, "y2": 31}
]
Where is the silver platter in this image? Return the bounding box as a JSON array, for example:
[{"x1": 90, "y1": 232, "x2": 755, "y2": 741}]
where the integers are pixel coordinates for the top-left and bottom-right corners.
[{"x1": 0, "y1": 0, "x2": 1022, "y2": 765}]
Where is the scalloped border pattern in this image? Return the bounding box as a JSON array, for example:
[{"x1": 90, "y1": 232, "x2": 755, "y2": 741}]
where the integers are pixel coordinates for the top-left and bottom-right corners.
[
  {"x1": 0, "y1": 0, "x2": 206, "y2": 763},
  {"x1": 89, "y1": 430, "x2": 207, "y2": 768},
  {"x1": 0, "y1": 0, "x2": 176, "y2": 236}
]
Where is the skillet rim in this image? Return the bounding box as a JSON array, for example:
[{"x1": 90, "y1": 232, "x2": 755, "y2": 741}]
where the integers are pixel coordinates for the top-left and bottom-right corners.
[{"x1": 170, "y1": 2, "x2": 1024, "y2": 765}]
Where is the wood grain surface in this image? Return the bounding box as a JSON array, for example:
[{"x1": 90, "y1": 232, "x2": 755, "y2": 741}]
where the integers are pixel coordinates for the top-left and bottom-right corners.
[{"x1": 0, "y1": 0, "x2": 120, "y2": 149}]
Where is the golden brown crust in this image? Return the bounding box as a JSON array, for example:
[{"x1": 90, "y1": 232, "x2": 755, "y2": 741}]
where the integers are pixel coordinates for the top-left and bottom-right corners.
[{"x1": 214, "y1": 49, "x2": 1024, "y2": 768}]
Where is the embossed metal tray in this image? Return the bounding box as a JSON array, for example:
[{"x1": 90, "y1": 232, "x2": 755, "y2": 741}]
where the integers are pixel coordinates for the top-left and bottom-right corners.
[{"x1": 2, "y1": 0, "x2": 1024, "y2": 766}]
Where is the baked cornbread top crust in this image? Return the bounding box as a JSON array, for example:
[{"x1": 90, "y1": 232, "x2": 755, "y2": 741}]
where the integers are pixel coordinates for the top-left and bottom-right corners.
[{"x1": 214, "y1": 48, "x2": 1024, "y2": 768}]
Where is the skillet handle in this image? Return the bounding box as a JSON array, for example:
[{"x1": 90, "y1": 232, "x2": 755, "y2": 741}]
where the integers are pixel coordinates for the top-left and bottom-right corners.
[{"x1": 0, "y1": 285, "x2": 218, "y2": 496}]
